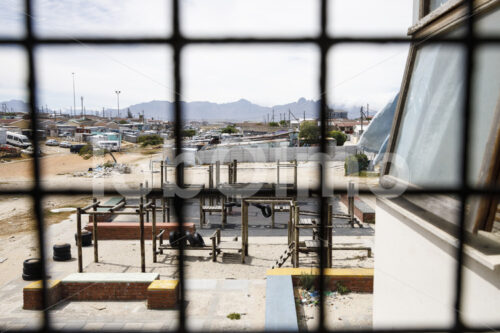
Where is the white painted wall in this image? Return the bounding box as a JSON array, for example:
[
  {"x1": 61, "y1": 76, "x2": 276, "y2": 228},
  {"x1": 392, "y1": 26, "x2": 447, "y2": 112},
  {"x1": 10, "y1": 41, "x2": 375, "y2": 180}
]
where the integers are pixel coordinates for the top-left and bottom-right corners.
[{"x1": 373, "y1": 199, "x2": 500, "y2": 329}]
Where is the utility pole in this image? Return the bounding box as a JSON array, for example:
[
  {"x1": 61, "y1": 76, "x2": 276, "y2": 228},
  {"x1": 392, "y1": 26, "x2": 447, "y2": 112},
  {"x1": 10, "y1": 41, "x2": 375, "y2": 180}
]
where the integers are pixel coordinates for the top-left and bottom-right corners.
[
  {"x1": 72, "y1": 72, "x2": 76, "y2": 117},
  {"x1": 102, "y1": 107, "x2": 105, "y2": 118},
  {"x1": 115, "y1": 90, "x2": 121, "y2": 118},
  {"x1": 303, "y1": 111, "x2": 306, "y2": 122},
  {"x1": 80, "y1": 96, "x2": 84, "y2": 117},
  {"x1": 360, "y1": 106, "x2": 364, "y2": 133}
]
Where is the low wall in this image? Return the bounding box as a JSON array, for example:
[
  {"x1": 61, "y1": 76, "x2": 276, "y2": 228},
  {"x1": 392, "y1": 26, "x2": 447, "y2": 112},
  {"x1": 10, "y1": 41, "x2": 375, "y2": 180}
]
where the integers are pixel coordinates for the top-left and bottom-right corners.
[
  {"x1": 23, "y1": 280, "x2": 62, "y2": 310},
  {"x1": 268, "y1": 268, "x2": 374, "y2": 293},
  {"x1": 195, "y1": 146, "x2": 360, "y2": 164},
  {"x1": 23, "y1": 273, "x2": 179, "y2": 310},
  {"x1": 340, "y1": 195, "x2": 376, "y2": 223},
  {"x1": 85, "y1": 222, "x2": 195, "y2": 240}
]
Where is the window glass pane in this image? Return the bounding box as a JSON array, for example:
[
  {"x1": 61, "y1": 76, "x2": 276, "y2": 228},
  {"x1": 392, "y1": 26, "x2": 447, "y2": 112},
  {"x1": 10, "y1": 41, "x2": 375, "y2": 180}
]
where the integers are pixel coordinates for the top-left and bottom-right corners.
[
  {"x1": 429, "y1": 0, "x2": 450, "y2": 12},
  {"x1": 389, "y1": 40, "x2": 465, "y2": 187},
  {"x1": 390, "y1": 7, "x2": 500, "y2": 188}
]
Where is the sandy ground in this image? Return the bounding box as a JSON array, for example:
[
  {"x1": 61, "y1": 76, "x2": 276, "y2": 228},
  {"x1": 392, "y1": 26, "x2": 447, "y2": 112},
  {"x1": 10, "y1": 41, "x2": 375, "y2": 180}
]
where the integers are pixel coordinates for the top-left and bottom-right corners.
[{"x1": 298, "y1": 291, "x2": 373, "y2": 330}]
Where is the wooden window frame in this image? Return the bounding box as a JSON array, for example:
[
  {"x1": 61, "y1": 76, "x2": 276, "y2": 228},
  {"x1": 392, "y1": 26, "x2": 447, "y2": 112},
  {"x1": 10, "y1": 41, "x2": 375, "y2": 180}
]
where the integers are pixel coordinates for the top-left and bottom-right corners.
[{"x1": 381, "y1": 0, "x2": 500, "y2": 233}]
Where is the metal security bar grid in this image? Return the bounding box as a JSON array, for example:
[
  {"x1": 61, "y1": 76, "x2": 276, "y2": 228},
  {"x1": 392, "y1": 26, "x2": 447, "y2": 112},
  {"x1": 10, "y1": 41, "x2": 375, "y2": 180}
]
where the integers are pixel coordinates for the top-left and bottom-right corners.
[{"x1": 0, "y1": 0, "x2": 499, "y2": 332}]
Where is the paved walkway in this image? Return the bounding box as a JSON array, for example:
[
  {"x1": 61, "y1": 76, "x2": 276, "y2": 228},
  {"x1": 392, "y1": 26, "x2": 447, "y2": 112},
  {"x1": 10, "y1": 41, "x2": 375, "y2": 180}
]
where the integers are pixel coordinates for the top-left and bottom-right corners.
[{"x1": 0, "y1": 279, "x2": 265, "y2": 331}]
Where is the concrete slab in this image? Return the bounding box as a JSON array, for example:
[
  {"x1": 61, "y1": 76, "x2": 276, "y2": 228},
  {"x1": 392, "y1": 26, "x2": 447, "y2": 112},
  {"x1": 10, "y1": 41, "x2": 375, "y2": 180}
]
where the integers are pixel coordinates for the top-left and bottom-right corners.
[{"x1": 61, "y1": 272, "x2": 159, "y2": 283}]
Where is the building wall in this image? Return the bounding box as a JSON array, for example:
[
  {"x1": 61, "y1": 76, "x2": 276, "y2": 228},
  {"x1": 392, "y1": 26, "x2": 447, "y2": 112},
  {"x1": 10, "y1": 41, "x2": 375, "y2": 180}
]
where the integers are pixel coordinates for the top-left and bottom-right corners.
[{"x1": 373, "y1": 199, "x2": 500, "y2": 329}]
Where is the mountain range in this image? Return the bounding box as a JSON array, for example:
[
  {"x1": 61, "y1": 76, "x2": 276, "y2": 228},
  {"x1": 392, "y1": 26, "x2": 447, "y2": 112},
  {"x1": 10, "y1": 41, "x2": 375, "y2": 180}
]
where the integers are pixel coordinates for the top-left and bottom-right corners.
[{"x1": 0, "y1": 98, "x2": 375, "y2": 121}]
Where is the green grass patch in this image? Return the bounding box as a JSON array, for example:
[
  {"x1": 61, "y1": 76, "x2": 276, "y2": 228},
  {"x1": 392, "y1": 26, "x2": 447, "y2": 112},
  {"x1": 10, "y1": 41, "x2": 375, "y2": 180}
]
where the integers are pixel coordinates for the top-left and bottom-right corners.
[{"x1": 227, "y1": 313, "x2": 241, "y2": 320}]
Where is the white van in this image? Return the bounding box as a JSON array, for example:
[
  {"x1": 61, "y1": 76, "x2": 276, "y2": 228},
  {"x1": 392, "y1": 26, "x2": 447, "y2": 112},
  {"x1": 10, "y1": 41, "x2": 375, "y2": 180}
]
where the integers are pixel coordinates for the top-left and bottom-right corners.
[{"x1": 6, "y1": 131, "x2": 31, "y2": 148}]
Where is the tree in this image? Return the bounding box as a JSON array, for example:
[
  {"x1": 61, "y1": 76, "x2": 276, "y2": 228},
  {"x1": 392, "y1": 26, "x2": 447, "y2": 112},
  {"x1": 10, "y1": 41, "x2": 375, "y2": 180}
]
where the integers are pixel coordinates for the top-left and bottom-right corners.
[
  {"x1": 328, "y1": 130, "x2": 347, "y2": 146},
  {"x1": 299, "y1": 121, "x2": 320, "y2": 144},
  {"x1": 279, "y1": 120, "x2": 288, "y2": 127},
  {"x1": 181, "y1": 129, "x2": 196, "y2": 137},
  {"x1": 344, "y1": 153, "x2": 369, "y2": 175},
  {"x1": 269, "y1": 121, "x2": 279, "y2": 127},
  {"x1": 127, "y1": 108, "x2": 133, "y2": 118},
  {"x1": 221, "y1": 125, "x2": 238, "y2": 134},
  {"x1": 119, "y1": 119, "x2": 128, "y2": 124},
  {"x1": 137, "y1": 134, "x2": 163, "y2": 147}
]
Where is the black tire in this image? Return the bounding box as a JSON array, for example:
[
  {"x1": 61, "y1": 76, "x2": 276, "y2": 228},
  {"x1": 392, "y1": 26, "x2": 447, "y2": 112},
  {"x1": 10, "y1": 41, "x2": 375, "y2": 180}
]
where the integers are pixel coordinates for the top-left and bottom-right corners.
[
  {"x1": 261, "y1": 205, "x2": 272, "y2": 218},
  {"x1": 23, "y1": 258, "x2": 42, "y2": 276},
  {"x1": 53, "y1": 253, "x2": 71, "y2": 261},
  {"x1": 22, "y1": 272, "x2": 42, "y2": 281},
  {"x1": 53, "y1": 243, "x2": 71, "y2": 258},
  {"x1": 186, "y1": 231, "x2": 196, "y2": 247},
  {"x1": 193, "y1": 232, "x2": 205, "y2": 247},
  {"x1": 169, "y1": 230, "x2": 185, "y2": 248},
  {"x1": 53, "y1": 243, "x2": 70, "y2": 251},
  {"x1": 75, "y1": 231, "x2": 92, "y2": 247}
]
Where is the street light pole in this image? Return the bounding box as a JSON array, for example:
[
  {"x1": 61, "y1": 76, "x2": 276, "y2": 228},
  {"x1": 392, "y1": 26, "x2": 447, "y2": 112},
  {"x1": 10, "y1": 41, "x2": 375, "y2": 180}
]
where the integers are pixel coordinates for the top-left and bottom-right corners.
[
  {"x1": 72, "y1": 72, "x2": 76, "y2": 116},
  {"x1": 115, "y1": 90, "x2": 121, "y2": 118}
]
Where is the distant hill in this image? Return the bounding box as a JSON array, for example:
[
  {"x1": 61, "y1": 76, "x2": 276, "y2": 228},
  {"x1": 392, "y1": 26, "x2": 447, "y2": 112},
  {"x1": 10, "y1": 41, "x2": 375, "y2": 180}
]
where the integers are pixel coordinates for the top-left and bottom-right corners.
[
  {"x1": 1, "y1": 98, "x2": 376, "y2": 121},
  {"x1": 0, "y1": 99, "x2": 29, "y2": 113}
]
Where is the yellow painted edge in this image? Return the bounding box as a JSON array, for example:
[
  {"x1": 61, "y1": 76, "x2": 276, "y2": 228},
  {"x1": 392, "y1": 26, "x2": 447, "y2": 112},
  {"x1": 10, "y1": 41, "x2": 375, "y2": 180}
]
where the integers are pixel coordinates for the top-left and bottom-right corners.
[
  {"x1": 23, "y1": 280, "x2": 61, "y2": 291},
  {"x1": 266, "y1": 268, "x2": 373, "y2": 277},
  {"x1": 148, "y1": 280, "x2": 179, "y2": 291}
]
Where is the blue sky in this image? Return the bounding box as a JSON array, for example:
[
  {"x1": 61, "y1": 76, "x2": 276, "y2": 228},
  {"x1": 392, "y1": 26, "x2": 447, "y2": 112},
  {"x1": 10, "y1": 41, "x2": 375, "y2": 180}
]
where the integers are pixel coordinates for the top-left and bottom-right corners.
[{"x1": 0, "y1": 0, "x2": 412, "y2": 111}]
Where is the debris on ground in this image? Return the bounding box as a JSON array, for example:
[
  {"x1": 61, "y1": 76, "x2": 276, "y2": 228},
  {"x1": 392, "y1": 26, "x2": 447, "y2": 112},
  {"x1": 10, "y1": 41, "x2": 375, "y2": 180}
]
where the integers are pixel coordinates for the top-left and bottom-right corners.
[
  {"x1": 73, "y1": 163, "x2": 131, "y2": 178},
  {"x1": 297, "y1": 288, "x2": 341, "y2": 307}
]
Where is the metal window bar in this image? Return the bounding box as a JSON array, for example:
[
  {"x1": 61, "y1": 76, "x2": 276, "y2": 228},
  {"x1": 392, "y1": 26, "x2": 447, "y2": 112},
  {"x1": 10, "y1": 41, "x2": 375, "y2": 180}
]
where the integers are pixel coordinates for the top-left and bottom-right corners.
[{"x1": 0, "y1": 0, "x2": 496, "y2": 332}]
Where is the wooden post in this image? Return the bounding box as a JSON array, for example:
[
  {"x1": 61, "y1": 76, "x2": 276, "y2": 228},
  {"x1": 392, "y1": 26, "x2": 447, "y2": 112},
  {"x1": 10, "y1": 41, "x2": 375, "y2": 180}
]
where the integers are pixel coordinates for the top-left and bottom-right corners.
[
  {"x1": 199, "y1": 194, "x2": 204, "y2": 228},
  {"x1": 233, "y1": 159, "x2": 237, "y2": 183},
  {"x1": 294, "y1": 205, "x2": 299, "y2": 268},
  {"x1": 211, "y1": 236, "x2": 216, "y2": 262},
  {"x1": 327, "y1": 204, "x2": 333, "y2": 268},
  {"x1": 164, "y1": 162, "x2": 168, "y2": 184},
  {"x1": 162, "y1": 197, "x2": 166, "y2": 222},
  {"x1": 216, "y1": 161, "x2": 220, "y2": 187},
  {"x1": 139, "y1": 204, "x2": 145, "y2": 273},
  {"x1": 160, "y1": 160, "x2": 164, "y2": 186},
  {"x1": 228, "y1": 162, "x2": 233, "y2": 185},
  {"x1": 216, "y1": 228, "x2": 221, "y2": 245},
  {"x1": 209, "y1": 164, "x2": 214, "y2": 207},
  {"x1": 288, "y1": 202, "x2": 293, "y2": 245},
  {"x1": 348, "y1": 181, "x2": 355, "y2": 225},
  {"x1": 271, "y1": 203, "x2": 275, "y2": 229},
  {"x1": 145, "y1": 182, "x2": 150, "y2": 223},
  {"x1": 152, "y1": 201, "x2": 157, "y2": 263},
  {"x1": 76, "y1": 208, "x2": 83, "y2": 272},
  {"x1": 221, "y1": 195, "x2": 226, "y2": 229},
  {"x1": 241, "y1": 200, "x2": 247, "y2": 263},
  {"x1": 293, "y1": 160, "x2": 298, "y2": 191},
  {"x1": 92, "y1": 197, "x2": 98, "y2": 263},
  {"x1": 140, "y1": 183, "x2": 144, "y2": 206},
  {"x1": 277, "y1": 160, "x2": 280, "y2": 185}
]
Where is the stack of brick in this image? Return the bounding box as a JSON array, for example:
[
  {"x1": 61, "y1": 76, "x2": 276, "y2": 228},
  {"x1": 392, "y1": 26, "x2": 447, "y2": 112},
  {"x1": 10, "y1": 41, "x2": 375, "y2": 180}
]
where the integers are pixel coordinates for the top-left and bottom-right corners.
[
  {"x1": 23, "y1": 280, "x2": 62, "y2": 310},
  {"x1": 147, "y1": 280, "x2": 179, "y2": 309}
]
